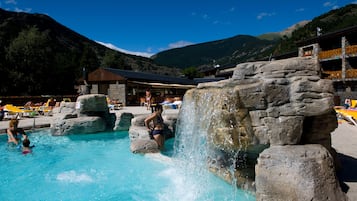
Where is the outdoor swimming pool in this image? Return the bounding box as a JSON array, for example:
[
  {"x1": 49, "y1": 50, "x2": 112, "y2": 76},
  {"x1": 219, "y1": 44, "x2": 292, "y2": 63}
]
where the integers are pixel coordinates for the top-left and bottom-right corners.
[{"x1": 0, "y1": 129, "x2": 255, "y2": 201}]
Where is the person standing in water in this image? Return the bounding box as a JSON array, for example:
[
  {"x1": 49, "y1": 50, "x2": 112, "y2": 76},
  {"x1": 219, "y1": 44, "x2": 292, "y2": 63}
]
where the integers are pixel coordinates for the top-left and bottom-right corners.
[
  {"x1": 144, "y1": 104, "x2": 165, "y2": 150},
  {"x1": 7, "y1": 118, "x2": 21, "y2": 145}
]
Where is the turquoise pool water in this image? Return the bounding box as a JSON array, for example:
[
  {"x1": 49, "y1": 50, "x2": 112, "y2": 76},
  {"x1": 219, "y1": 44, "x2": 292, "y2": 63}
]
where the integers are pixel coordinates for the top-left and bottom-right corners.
[{"x1": 0, "y1": 130, "x2": 255, "y2": 201}]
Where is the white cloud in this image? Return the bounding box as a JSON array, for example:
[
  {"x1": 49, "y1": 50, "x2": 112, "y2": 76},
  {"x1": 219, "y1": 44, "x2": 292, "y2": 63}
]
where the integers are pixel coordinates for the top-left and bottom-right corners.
[
  {"x1": 323, "y1": 1, "x2": 333, "y2": 7},
  {"x1": 257, "y1": 12, "x2": 276, "y2": 20},
  {"x1": 202, "y1": 14, "x2": 209, "y2": 20},
  {"x1": 352, "y1": 1, "x2": 357, "y2": 4},
  {"x1": 96, "y1": 40, "x2": 194, "y2": 58},
  {"x1": 168, "y1": 40, "x2": 194, "y2": 49},
  {"x1": 5, "y1": 0, "x2": 17, "y2": 5},
  {"x1": 96, "y1": 41, "x2": 154, "y2": 58},
  {"x1": 296, "y1": 8, "x2": 305, "y2": 12},
  {"x1": 14, "y1": 7, "x2": 32, "y2": 13},
  {"x1": 323, "y1": 1, "x2": 339, "y2": 9}
]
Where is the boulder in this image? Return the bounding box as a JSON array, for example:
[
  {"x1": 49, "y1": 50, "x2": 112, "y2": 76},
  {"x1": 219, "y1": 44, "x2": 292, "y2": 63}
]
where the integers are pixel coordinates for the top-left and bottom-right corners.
[
  {"x1": 51, "y1": 116, "x2": 106, "y2": 136},
  {"x1": 113, "y1": 112, "x2": 134, "y2": 131},
  {"x1": 255, "y1": 145, "x2": 347, "y2": 201},
  {"x1": 50, "y1": 94, "x2": 116, "y2": 135},
  {"x1": 128, "y1": 112, "x2": 178, "y2": 154},
  {"x1": 130, "y1": 139, "x2": 159, "y2": 153}
]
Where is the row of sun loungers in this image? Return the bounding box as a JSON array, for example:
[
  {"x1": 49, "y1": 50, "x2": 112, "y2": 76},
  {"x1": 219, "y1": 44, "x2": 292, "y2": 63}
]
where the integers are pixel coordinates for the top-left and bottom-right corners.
[{"x1": 3, "y1": 104, "x2": 53, "y2": 119}]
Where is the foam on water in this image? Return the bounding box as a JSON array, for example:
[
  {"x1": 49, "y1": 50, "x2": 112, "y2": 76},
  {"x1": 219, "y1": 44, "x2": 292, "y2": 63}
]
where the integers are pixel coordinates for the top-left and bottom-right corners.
[{"x1": 56, "y1": 170, "x2": 94, "y2": 183}]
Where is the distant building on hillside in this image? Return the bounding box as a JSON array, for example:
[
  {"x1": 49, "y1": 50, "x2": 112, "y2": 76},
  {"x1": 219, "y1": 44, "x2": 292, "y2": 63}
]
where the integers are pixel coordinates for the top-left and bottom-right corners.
[
  {"x1": 80, "y1": 68, "x2": 196, "y2": 106},
  {"x1": 297, "y1": 25, "x2": 357, "y2": 105}
]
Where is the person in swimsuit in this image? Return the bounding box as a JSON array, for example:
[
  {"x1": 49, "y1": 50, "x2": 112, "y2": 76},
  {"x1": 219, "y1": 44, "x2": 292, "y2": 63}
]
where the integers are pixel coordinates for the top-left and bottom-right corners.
[
  {"x1": 145, "y1": 89, "x2": 153, "y2": 110},
  {"x1": 7, "y1": 119, "x2": 20, "y2": 145},
  {"x1": 144, "y1": 104, "x2": 165, "y2": 150},
  {"x1": 22, "y1": 138, "x2": 32, "y2": 155}
]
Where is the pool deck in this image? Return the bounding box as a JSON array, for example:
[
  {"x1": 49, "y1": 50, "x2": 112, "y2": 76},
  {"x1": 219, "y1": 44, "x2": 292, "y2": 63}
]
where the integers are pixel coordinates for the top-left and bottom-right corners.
[
  {"x1": 0, "y1": 107, "x2": 356, "y2": 200},
  {"x1": 0, "y1": 106, "x2": 176, "y2": 133}
]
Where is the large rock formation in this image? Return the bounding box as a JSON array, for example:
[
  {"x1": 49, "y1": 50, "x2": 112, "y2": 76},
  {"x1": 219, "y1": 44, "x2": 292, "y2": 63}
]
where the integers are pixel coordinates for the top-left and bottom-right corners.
[
  {"x1": 176, "y1": 57, "x2": 346, "y2": 200},
  {"x1": 256, "y1": 145, "x2": 346, "y2": 201},
  {"x1": 129, "y1": 112, "x2": 177, "y2": 153},
  {"x1": 50, "y1": 94, "x2": 116, "y2": 135}
]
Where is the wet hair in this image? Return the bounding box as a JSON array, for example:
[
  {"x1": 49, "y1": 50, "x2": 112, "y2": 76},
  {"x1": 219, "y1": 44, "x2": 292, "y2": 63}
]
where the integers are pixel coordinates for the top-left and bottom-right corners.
[
  {"x1": 155, "y1": 104, "x2": 163, "y2": 111},
  {"x1": 23, "y1": 138, "x2": 30, "y2": 147},
  {"x1": 9, "y1": 119, "x2": 19, "y2": 127}
]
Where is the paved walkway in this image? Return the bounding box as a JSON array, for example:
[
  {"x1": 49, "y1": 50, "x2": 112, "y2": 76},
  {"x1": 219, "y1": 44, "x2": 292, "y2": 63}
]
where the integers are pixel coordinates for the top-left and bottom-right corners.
[
  {"x1": 0, "y1": 106, "x2": 176, "y2": 133},
  {"x1": 0, "y1": 107, "x2": 356, "y2": 199},
  {"x1": 331, "y1": 122, "x2": 357, "y2": 201}
]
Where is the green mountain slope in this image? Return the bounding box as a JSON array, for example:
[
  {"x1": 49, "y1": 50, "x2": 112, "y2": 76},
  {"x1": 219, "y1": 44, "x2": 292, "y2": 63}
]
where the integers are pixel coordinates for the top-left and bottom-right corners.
[
  {"x1": 273, "y1": 4, "x2": 357, "y2": 55},
  {"x1": 152, "y1": 35, "x2": 276, "y2": 69},
  {"x1": 152, "y1": 4, "x2": 357, "y2": 71},
  {"x1": 1, "y1": 3, "x2": 357, "y2": 95},
  {"x1": 0, "y1": 8, "x2": 179, "y2": 95}
]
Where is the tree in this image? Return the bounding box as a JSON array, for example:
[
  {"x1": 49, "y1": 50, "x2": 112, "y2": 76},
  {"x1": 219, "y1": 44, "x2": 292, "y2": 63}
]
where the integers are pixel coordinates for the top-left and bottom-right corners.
[
  {"x1": 79, "y1": 44, "x2": 100, "y2": 72},
  {"x1": 101, "y1": 49, "x2": 124, "y2": 68},
  {"x1": 6, "y1": 26, "x2": 53, "y2": 95},
  {"x1": 182, "y1": 66, "x2": 203, "y2": 79}
]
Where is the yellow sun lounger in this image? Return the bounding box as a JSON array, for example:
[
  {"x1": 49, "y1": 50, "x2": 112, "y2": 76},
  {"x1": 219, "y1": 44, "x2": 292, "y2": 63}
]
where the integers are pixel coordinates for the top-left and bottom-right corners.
[
  {"x1": 335, "y1": 107, "x2": 357, "y2": 126},
  {"x1": 4, "y1": 104, "x2": 37, "y2": 118}
]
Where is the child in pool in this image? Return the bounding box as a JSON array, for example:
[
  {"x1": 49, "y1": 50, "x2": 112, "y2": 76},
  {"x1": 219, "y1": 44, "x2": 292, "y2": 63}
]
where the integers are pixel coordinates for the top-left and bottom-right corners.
[{"x1": 22, "y1": 138, "x2": 32, "y2": 155}]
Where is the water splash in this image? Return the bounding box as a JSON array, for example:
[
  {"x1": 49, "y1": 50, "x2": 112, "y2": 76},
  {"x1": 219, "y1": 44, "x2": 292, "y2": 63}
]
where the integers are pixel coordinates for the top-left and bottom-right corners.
[
  {"x1": 56, "y1": 170, "x2": 94, "y2": 183},
  {"x1": 170, "y1": 89, "x2": 255, "y2": 200}
]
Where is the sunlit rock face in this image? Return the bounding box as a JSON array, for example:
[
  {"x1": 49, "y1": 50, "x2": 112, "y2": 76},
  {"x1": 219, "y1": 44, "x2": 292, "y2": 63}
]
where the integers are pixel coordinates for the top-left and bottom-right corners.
[
  {"x1": 51, "y1": 94, "x2": 116, "y2": 135},
  {"x1": 179, "y1": 57, "x2": 340, "y2": 193}
]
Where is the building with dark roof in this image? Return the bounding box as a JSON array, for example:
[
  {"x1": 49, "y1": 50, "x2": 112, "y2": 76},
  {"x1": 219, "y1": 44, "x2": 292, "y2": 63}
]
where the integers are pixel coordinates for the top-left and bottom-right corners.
[
  {"x1": 83, "y1": 68, "x2": 196, "y2": 106},
  {"x1": 297, "y1": 25, "x2": 357, "y2": 105}
]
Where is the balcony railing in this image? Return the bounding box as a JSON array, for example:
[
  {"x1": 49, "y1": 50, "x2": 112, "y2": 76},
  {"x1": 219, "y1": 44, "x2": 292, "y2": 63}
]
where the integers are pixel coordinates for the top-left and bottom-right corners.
[
  {"x1": 346, "y1": 45, "x2": 357, "y2": 55},
  {"x1": 318, "y1": 48, "x2": 342, "y2": 60},
  {"x1": 322, "y1": 70, "x2": 342, "y2": 79},
  {"x1": 322, "y1": 69, "x2": 357, "y2": 79},
  {"x1": 318, "y1": 45, "x2": 357, "y2": 60},
  {"x1": 346, "y1": 69, "x2": 357, "y2": 78}
]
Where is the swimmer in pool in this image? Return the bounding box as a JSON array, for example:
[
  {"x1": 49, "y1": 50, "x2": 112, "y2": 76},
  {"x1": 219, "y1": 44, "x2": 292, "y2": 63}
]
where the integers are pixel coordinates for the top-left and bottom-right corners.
[{"x1": 22, "y1": 138, "x2": 32, "y2": 155}]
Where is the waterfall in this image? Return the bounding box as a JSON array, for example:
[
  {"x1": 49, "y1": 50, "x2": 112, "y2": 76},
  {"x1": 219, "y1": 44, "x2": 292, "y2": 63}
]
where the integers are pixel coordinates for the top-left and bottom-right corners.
[
  {"x1": 171, "y1": 86, "x2": 258, "y2": 196},
  {"x1": 170, "y1": 89, "x2": 248, "y2": 200}
]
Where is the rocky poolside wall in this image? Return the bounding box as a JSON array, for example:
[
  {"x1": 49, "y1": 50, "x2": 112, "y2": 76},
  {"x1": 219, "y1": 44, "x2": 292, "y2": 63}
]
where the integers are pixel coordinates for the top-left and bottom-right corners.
[{"x1": 178, "y1": 57, "x2": 347, "y2": 200}]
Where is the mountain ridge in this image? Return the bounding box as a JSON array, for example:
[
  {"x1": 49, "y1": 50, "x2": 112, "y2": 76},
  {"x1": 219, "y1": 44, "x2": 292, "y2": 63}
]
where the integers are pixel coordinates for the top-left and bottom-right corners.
[
  {"x1": 0, "y1": 8, "x2": 181, "y2": 95},
  {"x1": 1, "y1": 4, "x2": 357, "y2": 95},
  {"x1": 152, "y1": 4, "x2": 357, "y2": 71}
]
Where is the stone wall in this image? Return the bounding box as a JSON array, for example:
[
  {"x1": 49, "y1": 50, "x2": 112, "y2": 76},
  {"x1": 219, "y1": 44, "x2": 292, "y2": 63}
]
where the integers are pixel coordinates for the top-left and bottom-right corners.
[
  {"x1": 90, "y1": 84, "x2": 99, "y2": 94},
  {"x1": 108, "y1": 82, "x2": 126, "y2": 105}
]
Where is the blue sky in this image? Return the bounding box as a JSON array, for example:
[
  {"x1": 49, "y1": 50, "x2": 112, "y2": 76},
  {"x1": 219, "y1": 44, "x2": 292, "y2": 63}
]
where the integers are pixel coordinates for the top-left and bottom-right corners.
[{"x1": 1, "y1": 0, "x2": 357, "y2": 57}]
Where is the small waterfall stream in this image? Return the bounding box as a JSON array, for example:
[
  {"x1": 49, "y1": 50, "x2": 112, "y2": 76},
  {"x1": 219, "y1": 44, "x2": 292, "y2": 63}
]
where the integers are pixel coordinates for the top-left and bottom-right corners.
[{"x1": 171, "y1": 89, "x2": 254, "y2": 200}]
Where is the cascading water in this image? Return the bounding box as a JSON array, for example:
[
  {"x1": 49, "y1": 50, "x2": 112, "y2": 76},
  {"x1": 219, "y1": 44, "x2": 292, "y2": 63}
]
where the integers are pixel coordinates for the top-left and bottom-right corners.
[{"x1": 171, "y1": 89, "x2": 255, "y2": 200}]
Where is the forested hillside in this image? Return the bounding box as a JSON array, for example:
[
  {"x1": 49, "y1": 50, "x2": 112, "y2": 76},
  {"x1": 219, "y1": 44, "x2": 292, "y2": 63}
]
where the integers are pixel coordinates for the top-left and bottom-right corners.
[
  {"x1": 0, "y1": 8, "x2": 179, "y2": 95},
  {"x1": 152, "y1": 35, "x2": 276, "y2": 70},
  {"x1": 1, "y1": 3, "x2": 357, "y2": 95},
  {"x1": 152, "y1": 4, "x2": 357, "y2": 71},
  {"x1": 273, "y1": 4, "x2": 357, "y2": 55}
]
